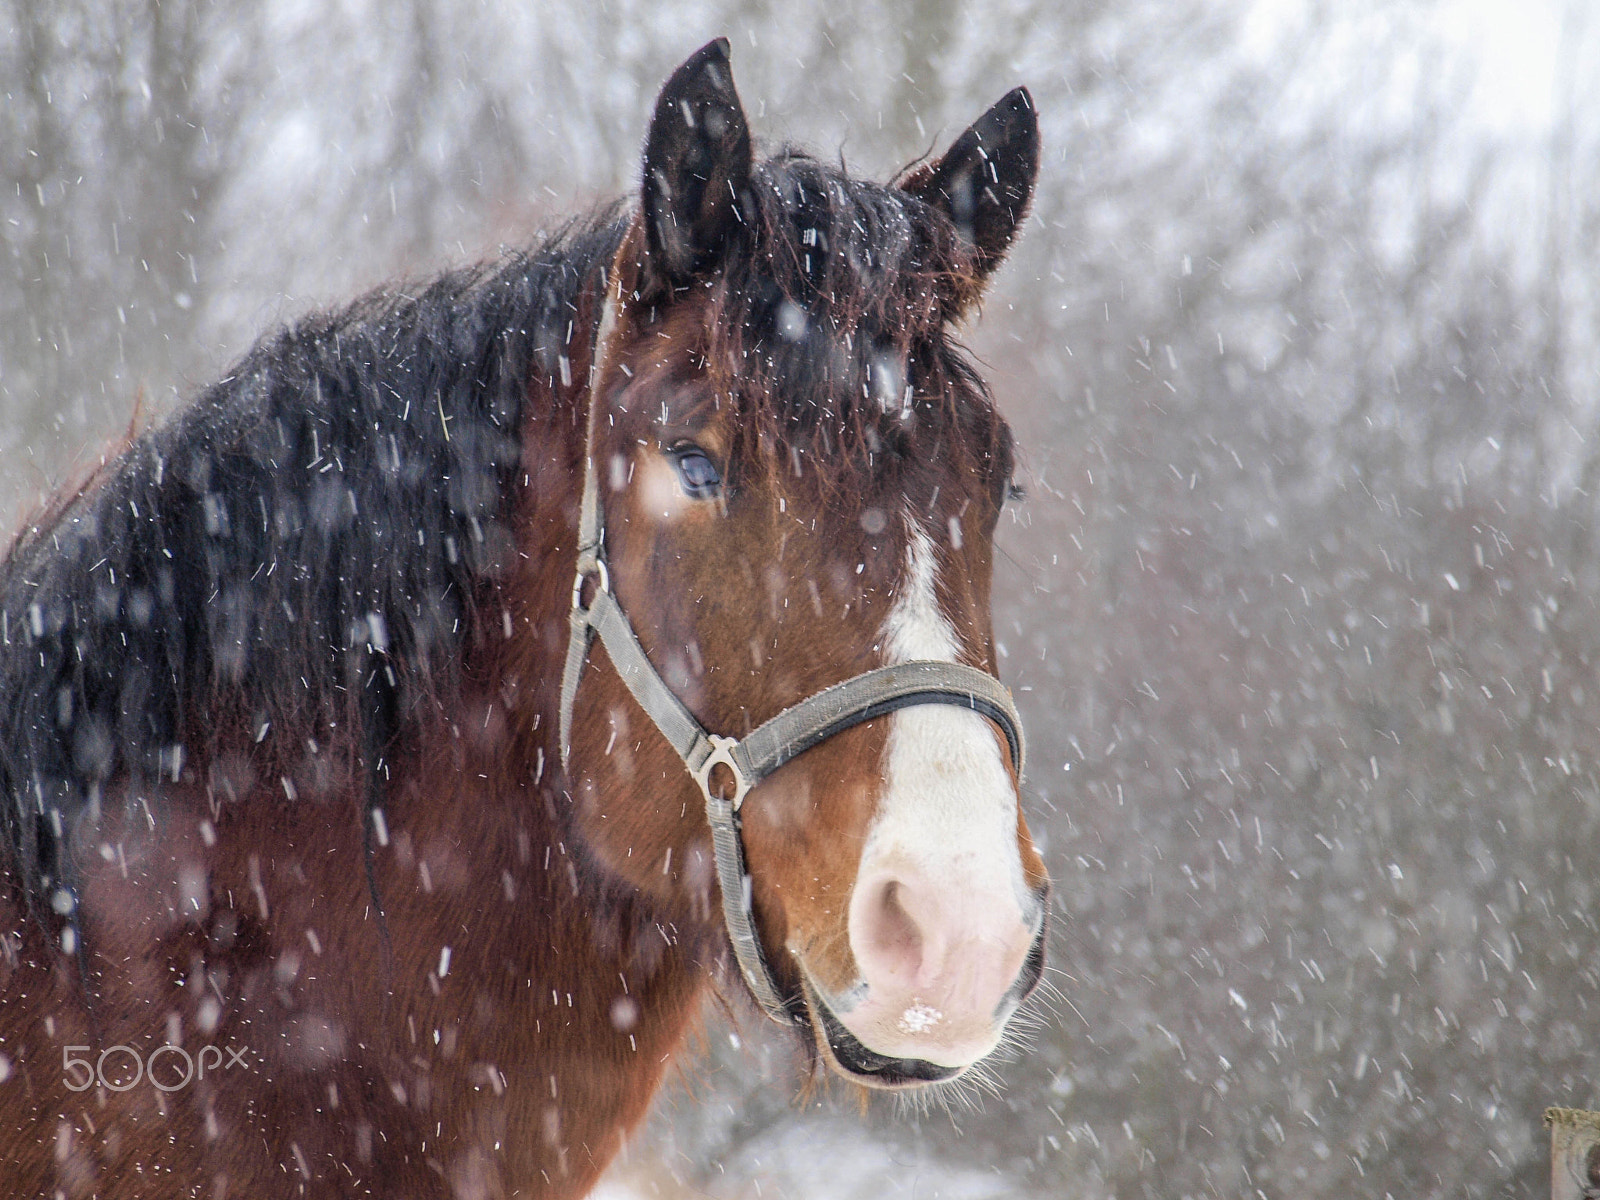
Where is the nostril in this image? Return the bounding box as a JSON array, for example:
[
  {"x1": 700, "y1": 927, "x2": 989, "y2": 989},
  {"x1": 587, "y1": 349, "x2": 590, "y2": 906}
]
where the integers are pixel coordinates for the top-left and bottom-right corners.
[
  {"x1": 860, "y1": 879, "x2": 924, "y2": 986},
  {"x1": 1011, "y1": 921, "x2": 1048, "y2": 1007},
  {"x1": 1024, "y1": 879, "x2": 1051, "y2": 930}
]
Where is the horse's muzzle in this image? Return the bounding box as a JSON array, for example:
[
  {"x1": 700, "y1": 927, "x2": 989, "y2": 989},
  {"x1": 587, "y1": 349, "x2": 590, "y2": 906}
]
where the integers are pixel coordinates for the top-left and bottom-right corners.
[
  {"x1": 809, "y1": 992, "x2": 964, "y2": 1087},
  {"x1": 798, "y1": 910, "x2": 1048, "y2": 1090}
]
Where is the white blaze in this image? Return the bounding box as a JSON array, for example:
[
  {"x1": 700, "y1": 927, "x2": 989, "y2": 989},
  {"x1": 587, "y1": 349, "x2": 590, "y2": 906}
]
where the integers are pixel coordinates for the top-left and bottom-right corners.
[
  {"x1": 883, "y1": 525, "x2": 960, "y2": 662},
  {"x1": 874, "y1": 524, "x2": 1026, "y2": 912},
  {"x1": 829, "y1": 522, "x2": 1036, "y2": 1068}
]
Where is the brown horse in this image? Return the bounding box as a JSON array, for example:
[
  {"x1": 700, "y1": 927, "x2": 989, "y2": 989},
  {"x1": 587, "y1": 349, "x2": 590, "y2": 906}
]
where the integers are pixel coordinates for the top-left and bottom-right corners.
[{"x1": 0, "y1": 40, "x2": 1048, "y2": 1199}]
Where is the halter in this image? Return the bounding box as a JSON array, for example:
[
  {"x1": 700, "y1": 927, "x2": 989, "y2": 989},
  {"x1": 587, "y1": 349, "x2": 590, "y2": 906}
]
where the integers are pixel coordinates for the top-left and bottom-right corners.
[{"x1": 557, "y1": 267, "x2": 1026, "y2": 1025}]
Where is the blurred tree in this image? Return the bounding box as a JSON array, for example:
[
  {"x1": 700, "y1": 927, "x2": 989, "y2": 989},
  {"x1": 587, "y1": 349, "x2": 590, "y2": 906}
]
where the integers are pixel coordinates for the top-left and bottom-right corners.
[{"x1": 0, "y1": 0, "x2": 258, "y2": 482}]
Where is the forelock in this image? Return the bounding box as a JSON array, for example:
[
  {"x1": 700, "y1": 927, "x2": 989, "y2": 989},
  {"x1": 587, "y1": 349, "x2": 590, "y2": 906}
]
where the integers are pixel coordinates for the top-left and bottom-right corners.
[{"x1": 700, "y1": 153, "x2": 1001, "y2": 489}]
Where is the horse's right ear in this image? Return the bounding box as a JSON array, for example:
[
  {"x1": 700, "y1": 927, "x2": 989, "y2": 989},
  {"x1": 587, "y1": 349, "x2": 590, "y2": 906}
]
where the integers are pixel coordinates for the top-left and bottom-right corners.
[
  {"x1": 901, "y1": 87, "x2": 1039, "y2": 288},
  {"x1": 639, "y1": 38, "x2": 753, "y2": 295}
]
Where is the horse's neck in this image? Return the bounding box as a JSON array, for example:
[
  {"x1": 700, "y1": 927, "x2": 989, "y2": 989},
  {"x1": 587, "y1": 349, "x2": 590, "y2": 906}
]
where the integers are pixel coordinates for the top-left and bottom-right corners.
[{"x1": 377, "y1": 701, "x2": 715, "y2": 1196}]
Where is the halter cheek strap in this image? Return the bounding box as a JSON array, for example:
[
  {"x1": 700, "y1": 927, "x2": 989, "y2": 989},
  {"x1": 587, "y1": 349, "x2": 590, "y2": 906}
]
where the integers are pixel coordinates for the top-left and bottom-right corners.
[{"x1": 557, "y1": 277, "x2": 1026, "y2": 1025}]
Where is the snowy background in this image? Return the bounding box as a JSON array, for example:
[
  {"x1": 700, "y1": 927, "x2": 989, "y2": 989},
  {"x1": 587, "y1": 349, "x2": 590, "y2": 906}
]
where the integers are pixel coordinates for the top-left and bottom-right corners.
[{"x1": 5, "y1": 0, "x2": 1600, "y2": 1196}]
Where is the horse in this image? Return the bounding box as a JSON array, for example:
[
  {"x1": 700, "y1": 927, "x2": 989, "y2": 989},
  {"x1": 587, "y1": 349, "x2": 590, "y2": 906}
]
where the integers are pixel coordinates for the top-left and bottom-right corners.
[{"x1": 0, "y1": 39, "x2": 1049, "y2": 1199}]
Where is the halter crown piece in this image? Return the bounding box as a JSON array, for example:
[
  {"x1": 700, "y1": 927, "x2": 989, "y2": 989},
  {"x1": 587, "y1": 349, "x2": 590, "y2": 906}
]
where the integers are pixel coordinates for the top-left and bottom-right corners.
[{"x1": 557, "y1": 261, "x2": 1027, "y2": 1024}]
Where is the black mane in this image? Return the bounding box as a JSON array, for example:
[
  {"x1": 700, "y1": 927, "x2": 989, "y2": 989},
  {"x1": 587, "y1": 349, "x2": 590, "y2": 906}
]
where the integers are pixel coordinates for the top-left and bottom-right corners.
[{"x1": 0, "y1": 216, "x2": 624, "y2": 912}]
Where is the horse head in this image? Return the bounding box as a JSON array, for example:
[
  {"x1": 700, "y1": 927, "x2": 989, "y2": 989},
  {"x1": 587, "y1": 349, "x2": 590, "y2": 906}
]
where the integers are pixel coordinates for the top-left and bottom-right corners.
[{"x1": 562, "y1": 40, "x2": 1049, "y2": 1090}]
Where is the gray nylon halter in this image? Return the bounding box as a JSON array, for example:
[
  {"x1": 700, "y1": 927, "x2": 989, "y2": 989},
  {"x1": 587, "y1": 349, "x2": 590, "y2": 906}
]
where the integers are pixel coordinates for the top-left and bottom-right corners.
[{"x1": 558, "y1": 278, "x2": 1026, "y2": 1025}]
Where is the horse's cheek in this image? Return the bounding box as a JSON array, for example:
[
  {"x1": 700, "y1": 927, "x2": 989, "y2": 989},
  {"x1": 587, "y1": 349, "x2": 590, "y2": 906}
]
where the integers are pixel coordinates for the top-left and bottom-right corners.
[{"x1": 742, "y1": 753, "x2": 879, "y2": 993}]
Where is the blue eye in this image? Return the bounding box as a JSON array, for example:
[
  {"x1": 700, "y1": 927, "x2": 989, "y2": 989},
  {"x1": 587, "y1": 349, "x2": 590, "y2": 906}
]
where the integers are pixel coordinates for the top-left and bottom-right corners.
[{"x1": 672, "y1": 446, "x2": 722, "y2": 499}]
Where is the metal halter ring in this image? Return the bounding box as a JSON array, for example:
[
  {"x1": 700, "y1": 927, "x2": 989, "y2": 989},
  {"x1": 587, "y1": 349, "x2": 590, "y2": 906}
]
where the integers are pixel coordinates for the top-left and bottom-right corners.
[
  {"x1": 692, "y1": 734, "x2": 752, "y2": 814},
  {"x1": 571, "y1": 558, "x2": 610, "y2": 613}
]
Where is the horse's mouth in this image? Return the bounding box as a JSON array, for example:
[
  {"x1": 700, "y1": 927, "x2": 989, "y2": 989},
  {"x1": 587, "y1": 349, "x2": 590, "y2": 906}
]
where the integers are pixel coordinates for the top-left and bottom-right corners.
[
  {"x1": 794, "y1": 919, "x2": 1048, "y2": 1090},
  {"x1": 798, "y1": 979, "x2": 963, "y2": 1089}
]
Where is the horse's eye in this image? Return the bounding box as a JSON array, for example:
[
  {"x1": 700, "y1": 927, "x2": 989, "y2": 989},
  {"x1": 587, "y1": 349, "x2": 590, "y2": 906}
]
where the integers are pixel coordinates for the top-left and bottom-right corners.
[
  {"x1": 671, "y1": 446, "x2": 722, "y2": 499},
  {"x1": 1005, "y1": 479, "x2": 1027, "y2": 503}
]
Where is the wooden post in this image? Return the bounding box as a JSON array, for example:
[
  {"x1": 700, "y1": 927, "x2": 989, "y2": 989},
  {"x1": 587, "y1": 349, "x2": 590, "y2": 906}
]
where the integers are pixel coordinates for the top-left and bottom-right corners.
[{"x1": 1546, "y1": 1108, "x2": 1600, "y2": 1199}]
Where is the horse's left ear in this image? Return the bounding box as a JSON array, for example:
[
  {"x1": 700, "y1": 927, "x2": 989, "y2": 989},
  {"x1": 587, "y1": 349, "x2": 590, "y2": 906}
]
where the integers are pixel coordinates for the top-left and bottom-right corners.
[
  {"x1": 902, "y1": 87, "x2": 1040, "y2": 284},
  {"x1": 640, "y1": 38, "x2": 753, "y2": 293}
]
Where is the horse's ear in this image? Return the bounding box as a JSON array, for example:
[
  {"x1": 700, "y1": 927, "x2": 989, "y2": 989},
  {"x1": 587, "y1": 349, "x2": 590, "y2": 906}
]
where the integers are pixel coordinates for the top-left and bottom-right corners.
[
  {"x1": 902, "y1": 87, "x2": 1039, "y2": 284},
  {"x1": 639, "y1": 38, "x2": 753, "y2": 293}
]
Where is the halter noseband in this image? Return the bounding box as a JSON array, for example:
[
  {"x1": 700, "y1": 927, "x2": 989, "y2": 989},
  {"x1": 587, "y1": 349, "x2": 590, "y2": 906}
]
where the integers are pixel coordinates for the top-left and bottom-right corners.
[{"x1": 557, "y1": 273, "x2": 1026, "y2": 1025}]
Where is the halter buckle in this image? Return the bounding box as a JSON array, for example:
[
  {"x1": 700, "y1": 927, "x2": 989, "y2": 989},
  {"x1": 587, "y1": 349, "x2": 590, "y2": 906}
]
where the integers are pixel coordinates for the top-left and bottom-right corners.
[
  {"x1": 693, "y1": 734, "x2": 751, "y2": 814},
  {"x1": 570, "y1": 557, "x2": 610, "y2": 613}
]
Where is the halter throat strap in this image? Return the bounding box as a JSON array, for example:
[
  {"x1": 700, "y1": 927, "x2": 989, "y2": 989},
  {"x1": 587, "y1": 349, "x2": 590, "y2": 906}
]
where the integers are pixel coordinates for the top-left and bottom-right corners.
[{"x1": 557, "y1": 284, "x2": 1027, "y2": 1026}]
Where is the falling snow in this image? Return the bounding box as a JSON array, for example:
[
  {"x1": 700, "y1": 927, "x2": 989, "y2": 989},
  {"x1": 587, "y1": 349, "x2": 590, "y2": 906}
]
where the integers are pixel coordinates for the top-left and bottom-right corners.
[
  {"x1": 896, "y1": 1003, "x2": 944, "y2": 1035},
  {"x1": 3, "y1": 1, "x2": 1599, "y2": 1198}
]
